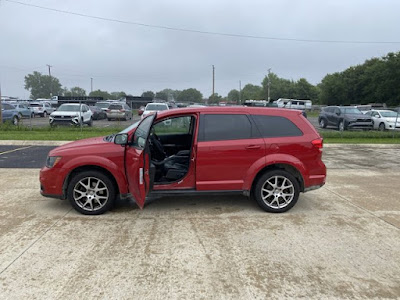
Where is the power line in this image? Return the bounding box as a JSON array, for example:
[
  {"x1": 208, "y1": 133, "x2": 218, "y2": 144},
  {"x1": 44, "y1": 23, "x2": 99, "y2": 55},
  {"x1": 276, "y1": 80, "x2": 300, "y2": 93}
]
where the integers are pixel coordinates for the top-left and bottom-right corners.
[{"x1": 4, "y1": 0, "x2": 400, "y2": 45}]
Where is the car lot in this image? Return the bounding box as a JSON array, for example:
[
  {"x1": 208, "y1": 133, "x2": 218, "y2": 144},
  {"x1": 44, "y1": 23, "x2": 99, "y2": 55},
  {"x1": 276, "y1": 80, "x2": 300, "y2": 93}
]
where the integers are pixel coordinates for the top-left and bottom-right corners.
[
  {"x1": 18, "y1": 114, "x2": 141, "y2": 128},
  {"x1": 0, "y1": 143, "x2": 399, "y2": 298}
]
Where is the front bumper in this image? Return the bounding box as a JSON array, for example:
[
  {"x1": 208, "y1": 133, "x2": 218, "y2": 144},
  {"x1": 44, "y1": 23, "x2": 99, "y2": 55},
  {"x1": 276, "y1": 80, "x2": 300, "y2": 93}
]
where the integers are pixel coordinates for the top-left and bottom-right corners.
[
  {"x1": 347, "y1": 121, "x2": 373, "y2": 129},
  {"x1": 49, "y1": 116, "x2": 80, "y2": 125},
  {"x1": 40, "y1": 166, "x2": 68, "y2": 199}
]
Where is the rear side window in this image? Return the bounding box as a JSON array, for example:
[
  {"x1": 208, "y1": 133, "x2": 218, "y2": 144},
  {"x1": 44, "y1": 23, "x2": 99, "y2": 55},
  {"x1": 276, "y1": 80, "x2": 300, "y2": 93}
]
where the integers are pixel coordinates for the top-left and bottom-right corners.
[
  {"x1": 201, "y1": 114, "x2": 253, "y2": 141},
  {"x1": 252, "y1": 115, "x2": 303, "y2": 138}
]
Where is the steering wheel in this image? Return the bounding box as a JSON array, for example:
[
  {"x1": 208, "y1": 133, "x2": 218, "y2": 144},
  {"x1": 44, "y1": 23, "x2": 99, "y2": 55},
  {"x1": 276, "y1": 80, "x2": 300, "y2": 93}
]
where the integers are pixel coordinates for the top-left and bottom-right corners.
[{"x1": 150, "y1": 130, "x2": 166, "y2": 160}]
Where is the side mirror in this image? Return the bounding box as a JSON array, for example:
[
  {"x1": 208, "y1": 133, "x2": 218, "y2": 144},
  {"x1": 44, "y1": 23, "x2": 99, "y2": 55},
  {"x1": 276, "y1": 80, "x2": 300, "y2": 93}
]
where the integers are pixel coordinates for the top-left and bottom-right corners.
[
  {"x1": 114, "y1": 133, "x2": 128, "y2": 145},
  {"x1": 336, "y1": 111, "x2": 340, "y2": 116}
]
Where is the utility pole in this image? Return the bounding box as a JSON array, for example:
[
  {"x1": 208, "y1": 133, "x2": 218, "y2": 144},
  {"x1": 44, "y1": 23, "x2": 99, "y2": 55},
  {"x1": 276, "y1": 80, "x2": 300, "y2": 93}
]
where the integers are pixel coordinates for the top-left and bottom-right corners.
[
  {"x1": 212, "y1": 65, "x2": 215, "y2": 97},
  {"x1": 0, "y1": 82, "x2": 2, "y2": 124},
  {"x1": 267, "y1": 68, "x2": 271, "y2": 103},
  {"x1": 47, "y1": 64, "x2": 53, "y2": 98},
  {"x1": 91, "y1": 77, "x2": 93, "y2": 93},
  {"x1": 239, "y1": 80, "x2": 242, "y2": 104}
]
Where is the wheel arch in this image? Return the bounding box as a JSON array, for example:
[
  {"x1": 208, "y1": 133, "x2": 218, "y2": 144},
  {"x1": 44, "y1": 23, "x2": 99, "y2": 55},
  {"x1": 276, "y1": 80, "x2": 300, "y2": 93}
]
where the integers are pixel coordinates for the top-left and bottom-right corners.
[
  {"x1": 250, "y1": 163, "x2": 305, "y2": 196},
  {"x1": 62, "y1": 165, "x2": 120, "y2": 199}
]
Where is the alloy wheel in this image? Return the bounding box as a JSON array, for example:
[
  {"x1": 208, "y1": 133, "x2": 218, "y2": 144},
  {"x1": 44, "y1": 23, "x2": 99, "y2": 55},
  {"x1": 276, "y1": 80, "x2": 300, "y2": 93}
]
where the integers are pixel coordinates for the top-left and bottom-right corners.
[
  {"x1": 261, "y1": 175, "x2": 295, "y2": 209},
  {"x1": 73, "y1": 177, "x2": 109, "y2": 212}
]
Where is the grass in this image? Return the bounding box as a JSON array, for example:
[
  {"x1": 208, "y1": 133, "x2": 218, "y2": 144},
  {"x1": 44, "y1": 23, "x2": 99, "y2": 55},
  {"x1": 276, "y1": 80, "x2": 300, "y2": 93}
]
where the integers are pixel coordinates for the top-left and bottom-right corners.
[
  {"x1": 320, "y1": 130, "x2": 400, "y2": 144},
  {"x1": 0, "y1": 123, "x2": 124, "y2": 141}
]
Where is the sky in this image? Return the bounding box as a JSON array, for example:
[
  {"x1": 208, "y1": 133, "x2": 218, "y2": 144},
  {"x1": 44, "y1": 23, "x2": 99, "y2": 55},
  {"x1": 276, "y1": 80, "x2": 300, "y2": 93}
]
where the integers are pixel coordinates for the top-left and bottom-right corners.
[{"x1": 1, "y1": 0, "x2": 400, "y2": 99}]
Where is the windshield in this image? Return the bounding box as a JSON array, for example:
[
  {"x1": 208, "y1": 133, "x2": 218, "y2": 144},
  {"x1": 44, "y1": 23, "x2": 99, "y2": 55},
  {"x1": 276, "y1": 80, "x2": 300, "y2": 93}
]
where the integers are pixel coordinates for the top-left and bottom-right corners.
[
  {"x1": 340, "y1": 108, "x2": 362, "y2": 114},
  {"x1": 57, "y1": 104, "x2": 81, "y2": 112},
  {"x1": 29, "y1": 103, "x2": 41, "y2": 107},
  {"x1": 145, "y1": 104, "x2": 168, "y2": 111},
  {"x1": 381, "y1": 111, "x2": 398, "y2": 118},
  {"x1": 96, "y1": 102, "x2": 110, "y2": 108},
  {"x1": 119, "y1": 121, "x2": 140, "y2": 134}
]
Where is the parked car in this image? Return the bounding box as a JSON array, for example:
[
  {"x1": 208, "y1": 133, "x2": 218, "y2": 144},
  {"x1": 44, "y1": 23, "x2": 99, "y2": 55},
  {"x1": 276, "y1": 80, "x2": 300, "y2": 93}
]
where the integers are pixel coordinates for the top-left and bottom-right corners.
[
  {"x1": 138, "y1": 106, "x2": 145, "y2": 116},
  {"x1": 364, "y1": 109, "x2": 400, "y2": 131},
  {"x1": 29, "y1": 102, "x2": 54, "y2": 117},
  {"x1": 40, "y1": 107, "x2": 326, "y2": 215},
  {"x1": 318, "y1": 106, "x2": 373, "y2": 131},
  {"x1": 141, "y1": 103, "x2": 169, "y2": 119},
  {"x1": 106, "y1": 103, "x2": 133, "y2": 121},
  {"x1": 1, "y1": 103, "x2": 20, "y2": 125},
  {"x1": 95, "y1": 101, "x2": 111, "y2": 112},
  {"x1": 90, "y1": 106, "x2": 107, "y2": 120},
  {"x1": 8, "y1": 102, "x2": 33, "y2": 118},
  {"x1": 49, "y1": 103, "x2": 93, "y2": 126}
]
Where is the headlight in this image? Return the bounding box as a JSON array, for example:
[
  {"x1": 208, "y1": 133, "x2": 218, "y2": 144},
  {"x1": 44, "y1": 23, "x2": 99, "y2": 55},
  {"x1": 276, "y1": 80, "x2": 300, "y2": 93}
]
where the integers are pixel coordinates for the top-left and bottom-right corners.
[{"x1": 46, "y1": 156, "x2": 62, "y2": 168}]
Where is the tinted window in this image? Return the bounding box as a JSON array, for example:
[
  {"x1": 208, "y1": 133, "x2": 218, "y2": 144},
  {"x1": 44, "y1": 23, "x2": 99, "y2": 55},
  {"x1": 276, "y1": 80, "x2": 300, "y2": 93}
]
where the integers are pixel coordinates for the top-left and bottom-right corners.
[
  {"x1": 252, "y1": 115, "x2": 303, "y2": 138},
  {"x1": 202, "y1": 114, "x2": 252, "y2": 141}
]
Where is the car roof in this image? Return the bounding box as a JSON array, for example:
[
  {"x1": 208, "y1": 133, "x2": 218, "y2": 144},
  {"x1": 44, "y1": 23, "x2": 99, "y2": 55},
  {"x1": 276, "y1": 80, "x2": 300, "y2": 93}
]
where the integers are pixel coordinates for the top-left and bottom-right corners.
[{"x1": 156, "y1": 106, "x2": 303, "y2": 118}]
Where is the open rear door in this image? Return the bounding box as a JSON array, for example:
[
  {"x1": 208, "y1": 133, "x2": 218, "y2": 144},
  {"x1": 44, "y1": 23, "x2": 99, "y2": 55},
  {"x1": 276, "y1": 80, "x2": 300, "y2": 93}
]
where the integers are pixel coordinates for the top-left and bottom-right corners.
[{"x1": 125, "y1": 114, "x2": 156, "y2": 208}]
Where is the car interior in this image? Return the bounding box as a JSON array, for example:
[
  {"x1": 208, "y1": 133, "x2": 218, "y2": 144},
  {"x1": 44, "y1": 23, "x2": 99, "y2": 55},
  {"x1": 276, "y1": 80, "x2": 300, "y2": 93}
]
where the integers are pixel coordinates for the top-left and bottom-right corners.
[{"x1": 149, "y1": 116, "x2": 195, "y2": 183}]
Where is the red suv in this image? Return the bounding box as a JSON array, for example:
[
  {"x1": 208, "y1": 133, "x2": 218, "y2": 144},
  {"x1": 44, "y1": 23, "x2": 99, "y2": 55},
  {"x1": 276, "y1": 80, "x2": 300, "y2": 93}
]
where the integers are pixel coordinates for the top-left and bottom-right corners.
[{"x1": 40, "y1": 107, "x2": 326, "y2": 215}]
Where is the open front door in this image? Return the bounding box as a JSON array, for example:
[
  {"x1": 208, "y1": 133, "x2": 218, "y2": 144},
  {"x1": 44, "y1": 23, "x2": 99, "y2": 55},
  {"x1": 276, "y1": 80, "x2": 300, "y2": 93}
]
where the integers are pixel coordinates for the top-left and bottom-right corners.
[{"x1": 125, "y1": 114, "x2": 156, "y2": 208}]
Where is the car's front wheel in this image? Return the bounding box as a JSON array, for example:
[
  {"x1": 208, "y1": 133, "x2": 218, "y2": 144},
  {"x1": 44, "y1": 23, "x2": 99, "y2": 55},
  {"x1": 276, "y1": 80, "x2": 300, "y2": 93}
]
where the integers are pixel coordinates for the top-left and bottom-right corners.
[
  {"x1": 67, "y1": 171, "x2": 115, "y2": 215},
  {"x1": 254, "y1": 170, "x2": 300, "y2": 213},
  {"x1": 87, "y1": 117, "x2": 93, "y2": 127},
  {"x1": 338, "y1": 120, "x2": 346, "y2": 131},
  {"x1": 379, "y1": 123, "x2": 386, "y2": 131}
]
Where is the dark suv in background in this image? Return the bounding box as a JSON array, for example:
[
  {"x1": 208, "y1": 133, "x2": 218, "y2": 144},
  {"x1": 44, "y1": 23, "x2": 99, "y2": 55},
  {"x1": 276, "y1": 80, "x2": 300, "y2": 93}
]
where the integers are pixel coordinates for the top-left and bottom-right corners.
[{"x1": 318, "y1": 106, "x2": 373, "y2": 131}]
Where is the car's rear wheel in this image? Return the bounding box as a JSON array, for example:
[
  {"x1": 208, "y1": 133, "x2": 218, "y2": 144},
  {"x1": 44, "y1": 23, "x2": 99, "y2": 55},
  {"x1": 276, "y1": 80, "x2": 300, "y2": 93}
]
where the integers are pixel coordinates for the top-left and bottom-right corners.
[
  {"x1": 67, "y1": 171, "x2": 115, "y2": 215},
  {"x1": 254, "y1": 170, "x2": 299, "y2": 213},
  {"x1": 88, "y1": 117, "x2": 93, "y2": 127},
  {"x1": 379, "y1": 123, "x2": 386, "y2": 131},
  {"x1": 43, "y1": 111, "x2": 47, "y2": 117},
  {"x1": 12, "y1": 116, "x2": 19, "y2": 126},
  {"x1": 319, "y1": 118, "x2": 327, "y2": 128}
]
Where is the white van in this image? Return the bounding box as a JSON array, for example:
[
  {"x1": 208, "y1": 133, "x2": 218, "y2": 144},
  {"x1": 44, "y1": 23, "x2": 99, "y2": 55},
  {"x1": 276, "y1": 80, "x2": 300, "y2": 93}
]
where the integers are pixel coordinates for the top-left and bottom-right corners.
[{"x1": 275, "y1": 98, "x2": 312, "y2": 110}]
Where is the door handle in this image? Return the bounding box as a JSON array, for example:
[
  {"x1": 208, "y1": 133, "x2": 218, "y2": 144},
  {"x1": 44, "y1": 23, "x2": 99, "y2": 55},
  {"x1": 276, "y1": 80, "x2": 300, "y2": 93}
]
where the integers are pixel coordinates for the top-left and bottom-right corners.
[{"x1": 246, "y1": 145, "x2": 261, "y2": 150}]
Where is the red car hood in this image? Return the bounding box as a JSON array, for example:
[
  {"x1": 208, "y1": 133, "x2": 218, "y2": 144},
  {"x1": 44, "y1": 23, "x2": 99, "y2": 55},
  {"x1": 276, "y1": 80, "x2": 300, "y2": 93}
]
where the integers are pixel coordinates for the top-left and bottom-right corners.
[{"x1": 50, "y1": 136, "x2": 108, "y2": 155}]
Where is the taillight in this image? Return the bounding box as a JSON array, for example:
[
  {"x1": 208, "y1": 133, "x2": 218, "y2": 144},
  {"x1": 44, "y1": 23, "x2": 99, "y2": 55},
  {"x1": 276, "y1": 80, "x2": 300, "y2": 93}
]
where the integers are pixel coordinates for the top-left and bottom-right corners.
[
  {"x1": 312, "y1": 138, "x2": 323, "y2": 150},
  {"x1": 106, "y1": 109, "x2": 111, "y2": 112}
]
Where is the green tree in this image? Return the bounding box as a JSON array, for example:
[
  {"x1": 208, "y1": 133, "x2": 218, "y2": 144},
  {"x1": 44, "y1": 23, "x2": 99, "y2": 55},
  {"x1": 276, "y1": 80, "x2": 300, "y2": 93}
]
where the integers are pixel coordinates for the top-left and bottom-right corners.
[
  {"x1": 241, "y1": 84, "x2": 263, "y2": 101},
  {"x1": 24, "y1": 71, "x2": 63, "y2": 99},
  {"x1": 227, "y1": 89, "x2": 240, "y2": 103},
  {"x1": 63, "y1": 86, "x2": 86, "y2": 97},
  {"x1": 208, "y1": 93, "x2": 223, "y2": 104},
  {"x1": 141, "y1": 91, "x2": 155, "y2": 99},
  {"x1": 110, "y1": 91, "x2": 126, "y2": 100},
  {"x1": 89, "y1": 89, "x2": 112, "y2": 100},
  {"x1": 155, "y1": 91, "x2": 168, "y2": 101},
  {"x1": 177, "y1": 88, "x2": 203, "y2": 103}
]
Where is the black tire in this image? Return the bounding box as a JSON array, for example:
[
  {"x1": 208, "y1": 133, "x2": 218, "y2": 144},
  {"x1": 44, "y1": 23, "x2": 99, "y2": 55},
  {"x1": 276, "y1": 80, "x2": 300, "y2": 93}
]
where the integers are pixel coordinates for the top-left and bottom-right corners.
[
  {"x1": 107, "y1": 118, "x2": 111, "y2": 121},
  {"x1": 43, "y1": 111, "x2": 47, "y2": 118},
  {"x1": 67, "y1": 170, "x2": 116, "y2": 215},
  {"x1": 379, "y1": 123, "x2": 386, "y2": 131},
  {"x1": 12, "y1": 116, "x2": 19, "y2": 126},
  {"x1": 18, "y1": 113, "x2": 23, "y2": 119},
  {"x1": 87, "y1": 117, "x2": 93, "y2": 127},
  {"x1": 319, "y1": 118, "x2": 327, "y2": 128},
  {"x1": 254, "y1": 170, "x2": 300, "y2": 213},
  {"x1": 338, "y1": 120, "x2": 346, "y2": 131}
]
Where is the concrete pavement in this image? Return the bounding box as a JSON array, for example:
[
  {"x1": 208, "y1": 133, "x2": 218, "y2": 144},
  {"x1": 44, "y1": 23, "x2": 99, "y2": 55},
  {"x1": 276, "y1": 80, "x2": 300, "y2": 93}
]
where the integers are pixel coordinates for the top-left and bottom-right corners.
[{"x1": 0, "y1": 145, "x2": 399, "y2": 299}]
